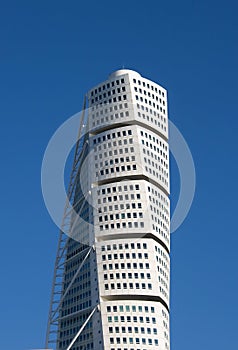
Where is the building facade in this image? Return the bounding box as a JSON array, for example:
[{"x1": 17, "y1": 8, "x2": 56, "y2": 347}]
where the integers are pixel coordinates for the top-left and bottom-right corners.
[{"x1": 46, "y1": 69, "x2": 170, "y2": 350}]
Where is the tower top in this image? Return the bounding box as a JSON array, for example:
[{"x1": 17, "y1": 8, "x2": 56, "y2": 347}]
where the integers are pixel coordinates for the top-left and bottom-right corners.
[{"x1": 109, "y1": 69, "x2": 141, "y2": 79}]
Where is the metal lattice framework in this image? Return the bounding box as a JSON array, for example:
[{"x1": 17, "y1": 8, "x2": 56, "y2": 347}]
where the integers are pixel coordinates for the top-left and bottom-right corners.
[{"x1": 45, "y1": 98, "x2": 98, "y2": 350}]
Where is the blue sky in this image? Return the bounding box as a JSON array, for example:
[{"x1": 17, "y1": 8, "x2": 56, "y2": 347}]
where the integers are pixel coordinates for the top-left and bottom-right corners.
[{"x1": 0, "y1": 1, "x2": 237, "y2": 349}]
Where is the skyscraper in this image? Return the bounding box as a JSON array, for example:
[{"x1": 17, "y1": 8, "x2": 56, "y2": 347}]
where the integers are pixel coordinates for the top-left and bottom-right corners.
[{"x1": 46, "y1": 69, "x2": 170, "y2": 350}]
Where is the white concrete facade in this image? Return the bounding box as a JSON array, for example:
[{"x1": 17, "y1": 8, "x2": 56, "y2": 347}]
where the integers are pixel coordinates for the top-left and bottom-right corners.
[{"x1": 89, "y1": 70, "x2": 170, "y2": 350}]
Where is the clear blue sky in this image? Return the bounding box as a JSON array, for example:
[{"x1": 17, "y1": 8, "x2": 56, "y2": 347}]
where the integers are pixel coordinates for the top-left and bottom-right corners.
[{"x1": 0, "y1": 1, "x2": 237, "y2": 349}]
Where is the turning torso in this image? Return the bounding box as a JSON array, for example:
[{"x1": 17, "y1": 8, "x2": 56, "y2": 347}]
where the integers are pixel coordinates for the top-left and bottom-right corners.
[{"x1": 47, "y1": 69, "x2": 170, "y2": 350}]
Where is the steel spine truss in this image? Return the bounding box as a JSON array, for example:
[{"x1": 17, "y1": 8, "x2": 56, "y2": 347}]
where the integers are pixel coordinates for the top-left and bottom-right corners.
[{"x1": 45, "y1": 98, "x2": 96, "y2": 349}]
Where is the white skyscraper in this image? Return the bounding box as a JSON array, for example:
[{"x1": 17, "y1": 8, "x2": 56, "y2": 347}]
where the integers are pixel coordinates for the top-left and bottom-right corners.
[{"x1": 46, "y1": 69, "x2": 170, "y2": 350}]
